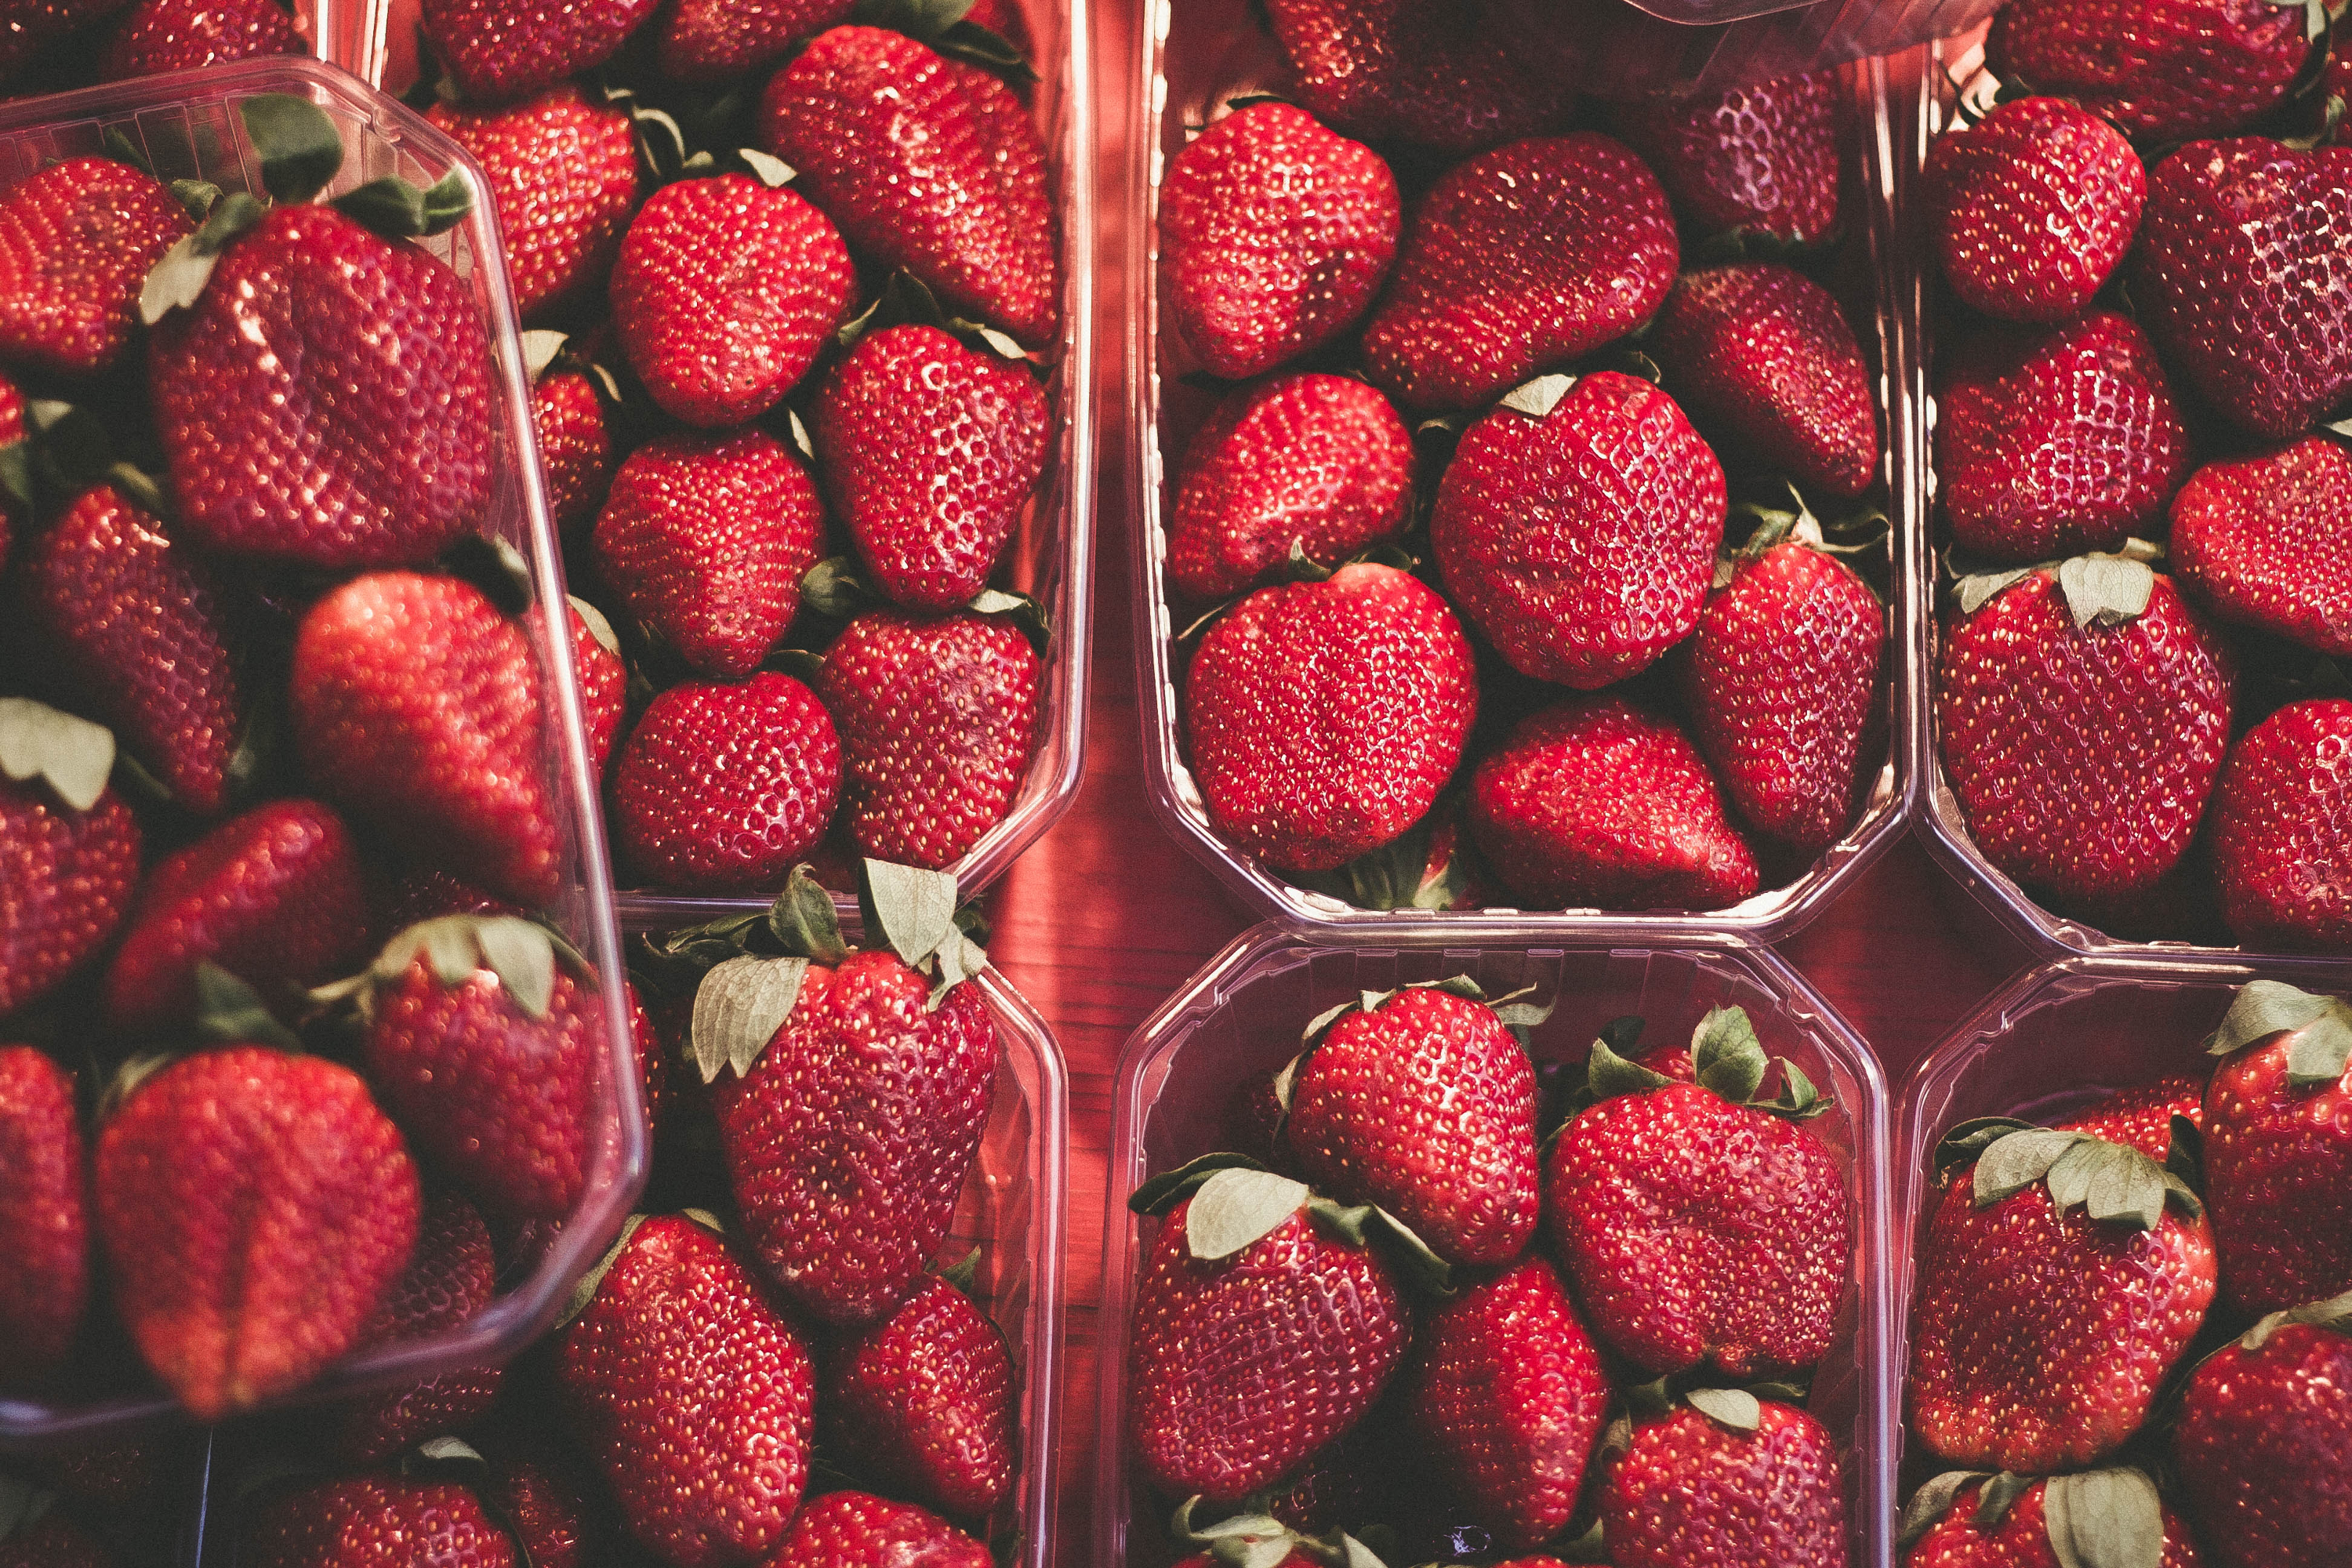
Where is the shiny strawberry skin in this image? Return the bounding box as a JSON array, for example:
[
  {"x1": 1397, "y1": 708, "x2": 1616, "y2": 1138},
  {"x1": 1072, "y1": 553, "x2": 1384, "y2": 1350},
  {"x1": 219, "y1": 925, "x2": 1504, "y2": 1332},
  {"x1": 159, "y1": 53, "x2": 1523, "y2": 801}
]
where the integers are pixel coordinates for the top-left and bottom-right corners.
[
  {"x1": 20, "y1": 485, "x2": 242, "y2": 815},
  {"x1": 1362, "y1": 135, "x2": 1677, "y2": 411},
  {"x1": 658, "y1": 0, "x2": 852, "y2": 82},
  {"x1": 568, "y1": 601, "x2": 625, "y2": 776},
  {"x1": 96, "y1": 1045, "x2": 421, "y2": 1421},
  {"x1": 612, "y1": 671, "x2": 840, "y2": 894},
  {"x1": 1988, "y1": 0, "x2": 2313, "y2": 142},
  {"x1": 1183, "y1": 562, "x2": 1477, "y2": 874},
  {"x1": 816, "y1": 608, "x2": 1040, "y2": 870},
  {"x1": 0, "y1": 781, "x2": 140, "y2": 1018},
  {"x1": 1600, "y1": 1402, "x2": 1848, "y2": 1568},
  {"x1": 532, "y1": 368, "x2": 614, "y2": 533},
  {"x1": 329, "y1": 1188, "x2": 501, "y2": 1462},
  {"x1": 1167, "y1": 373, "x2": 1414, "y2": 601},
  {"x1": 2172, "y1": 437, "x2": 2352, "y2": 656},
  {"x1": 2066, "y1": 1076, "x2": 2203, "y2": 1157},
  {"x1": 815, "y1": 323, "x2": 1050, "y2": 612},
  {"x1": 1925, "y1": 97, "x2": 2144, "y2": 325},
  {"x1": 239, "y1": 1476, "x2": 515, "y2": 1568},
  {"x1": 760, "y1": 27, "x2": 1058, "y2": 347},
  {"x1": 1160, "y1": 102, "x2": 1398, "y2": 380},
  {"x1": 826, "y1": 1275, "x2": 1016, "y2": 1519},
  {"x1": 611, "y1": 173, "x2": 855, "y2": 428},
  {"x1": 481, "y1": 1444, "x2": 593, "y2": 1568},
  {"x1": 0, "y1": 369, "x2": 19, "y2": 569},
  {"x1": 2212, "y1": 699, "x2": 2352, "y2": 951},
  {"x1": 1611, "y1": 71, "x2": 1842, "y2": 245},
  {"x1": 1126, "y1": 1196, "x2": 1409, "y2": 1503},
  {"x1": 2205, "y1": 1014, "x2": 2352, "y2": 1314},
  {"x1": 0, "y1": 155, "x2": 190, "y2": 377},
  {"x1": 1264, "y1": 0, "x2": 1572, "y2": 155},
  {"x1": 100, "y1": 798, "x2": 370, "y2": 1035},
  {"x1": 99, "y1": 0, "x2": 296, "y2": 79},
  {"x1": 2173, "y1": 1322, "x2": 2352, "y2": 1568},
  {"x1": 766, "y1": 1491, "x2": 990, "y2": 1568},
  {"x1": 419, "y1": 0, "x2": 659, "y2": 103},
  {"x1": 0, "y1": 1045, "x2": 85, "y2": 1388},
  {"x1": 1904, "y1": 1477, "x2": 2201, "y2": 1568}
]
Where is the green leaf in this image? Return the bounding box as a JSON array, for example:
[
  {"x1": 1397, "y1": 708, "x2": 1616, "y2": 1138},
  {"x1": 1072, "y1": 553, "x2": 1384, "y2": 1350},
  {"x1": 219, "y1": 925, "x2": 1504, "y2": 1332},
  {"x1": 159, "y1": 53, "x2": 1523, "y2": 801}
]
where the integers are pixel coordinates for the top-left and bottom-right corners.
[
  {"x1": 101, "y1": 124, "x2": 154, "y2": 176},
  {"x1": 1953, "y1": 564, "x2": 2039, "y2": 617},
  {"x1": 2165, "y1": 1113, "x2": 2202, "y2": 1189},
  {"x1": 786, "y1": 407, "x2": 816, "y2": 461},
  {"x1": 1299, "y1": 998, "x2": 1359, "y2": 1046},
  {"x1": 169, "y1": 177, "x2": 221, "y2": 222},
  {"x1": 2056, "y1": 552, "x2": 2157, "y2": 630},
  {"x1": 1936, "y1": 1116, "x2": 2038, "y2": 1176},
  {"x1": 2286, "y1": 1011, "x2": 2352, "y2": 1088},
  {"x1": 974, "y1": 324, "x2": 1028, "y2": 360},
  {"x1": 474, "y1": 916, "x2": 557, "y2": 1018},
  {"x1": 800, "y1": 555, "x2": 877, "y2": 619},
  {"x1": 1973, "y1": 1127, "x2": 2085, "y2": 1207},
  {"x1": 1686, "y1": 1387, "x2": 1761, "y2": 1432},
  {"x1": 935, "y1": 17, "x2": 1037, "y2": 82},
  {"x1": 1975, "y1": 1471, "x2": 2031, "y2": 1533},
  {"x1": 140, "y1": 234, "x2": 222, "y2": 323},
  {"x1": 690, "y1": 955, "x2": 808, "y2": 1082},
  {"x1": 1337, "y1": 1202, "x2": 1455, "y2": 1296},
  {"x1": 0, "y1": 697, "x2": 116, "y2": 811},
  {"x1": 936, "y1": 1244, "x2": 981, "y2": 1292},
  {"x1": 332, "y1": 175, "x2": 427, "y2": 235},
  {"x1": 0, "y1": 439, "x2": 29, "y2": 514},
  {"x1": 1128, "y1": 1152, "x2": 1266, "y2": 1216},
  {"x1": 1755, "y1": 1058, "x2": 1828, "y2": 1120},
  {"x1": 2205, "y1": 979, "x2": 2336, "y2": 1056},
  {"x1": 1490, "y1": 985, "x2": 1556, "y2": 1031},
  {"x1": 555, "y1": 1212, "x2": 645, "y2": 1330},
  {"x1": 1285, "y1": 536, "x2": 1335, "y2": 582},
  {"x1": 1555, "y1": 1516, "x2": 1608, "y2": 1563},
  {"x1": 194, "y1": 962, "x2": 301, "y2": 1051},
  {"x1": 2241, "y1": 1285, "x2": 2352, "y2": 1350},
  {"x1": 1899, "y1": 1472, "x2": 1991, "y2": 1547},
  {"x1": 1691, "y1": 1004, "x2": 1766, "y2": 1104},
  {"x1": 418, "y1": 170, "x2": 472, "y2": 234},
  {"x1": 107, "y1": 462, "x2": 172, "y2": 520},
  {"x1": 1270, "y1": 1052, "x2": 1302, "y2": 1112},
  {"x1": 926, "y1": 929, "x2": 989, "y2": 1011},
  {"x1": 1499, "y1": 372, "x2": 1575, "y2": 418},
  {"x1": 1183, "y1": 1167, "x2": 1308, "y2": 1261},
  {"x1": 240, "y1": 93, "x2": 345, "y2": 202},
  {"x1": 2043, "y1": 1468, "x2": 2164, "y2": 1568},
  {"x1": 1586, "y1": 1033, "x2": 1671, "y2": 1099},
  {"x1": 865, "y1": 858, "x2": 959, "y2": 968},
  {"x1": 737, "y1": 147, "x2": 794, "y2": 187}
]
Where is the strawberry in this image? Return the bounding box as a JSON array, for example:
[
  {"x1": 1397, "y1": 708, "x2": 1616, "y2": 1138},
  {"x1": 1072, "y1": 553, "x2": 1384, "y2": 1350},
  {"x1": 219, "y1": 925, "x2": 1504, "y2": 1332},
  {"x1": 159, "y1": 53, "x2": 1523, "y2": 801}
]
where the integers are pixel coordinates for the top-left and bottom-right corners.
[
  {"x1": 1598, "y1": 1396, "x2": 1848, "y2": 1568},
  {"x1": 0, "y1": 1046, "x2": 86, "y2": 1388},
  {"x1": 2202, "y1": 983, "x2": 2352, "y2": 1312},
  {"x1": 2135, "y1": 138, "x2": 2352, "y2": 438},
  {"x1": 1432, "y1": 372, "x2": 1726, "y2": 687},
  {"x1": 0, "y1": 705, "x2": 142, "y2": 1018},
  {"x1": 765, "y1": 1491, "x2": 989, "y2": 1568},
  {"x1": 329, "y1": 1188, "x2": 502, "y2": 1461},
  {"x1": 0, "y1": 156, "x2": 190, "y2": 377},
  {"x1": 479, "y1": 1441, "x2": 594, "y2": 1568},
  {"x1": 1167, "y1": 373, "x2": 1414, "y2": 601},
  {"x1": 1938, "y1": 561, "x2": 2234, "y2": 924},
  {"x1": 532, "y1": 365, "x2": 615, "y2": 532},
  {"x1": 96, "y1": 1044, "x2": 421, "y2": 1420},
  {"x1": 1468, "y1": 696, "x2": 1761, "y2": 911},
  {"x1": 567, "y1": 598, "x2": 625, "y2": 776},
  {"x1": 612, "y1": 672, "x2": 840, "y2": 893},
  {"x1": 2211, "y1": 699, "x2": 2352, "y2": 950},
  {"x1": 556, "y1": 1213, "x2": 817, "y2": 1567},
  {"x1": 826, "y1": 1274, "x2": 1015, "y2": 1519},
  {"x1": 1924, "y1": 97, "x2": 2144, "y2": 325},
  {"x1": 18, "y1": 484, "x2": 243, "y2": 815},
  {"x1": 2172, "y1": 1296, "x2": 2352, "y2": 1568},
  {"x1": 100, "y1": 798, "x2": 370, "y2": 1036},
  {"x1": 1649, "y1": 263, "x2": 1877, "y2": 499},
  {"x1": 657, "y1": 0, "x2": 854, "y2": 82},
  {"x1": 0, "y1": 370, "x2": 18, "y2": 568},
  {"x1": 1263, "y1": 0, "x2": 1572, "y2": 155},
  {"x1": 1987, "y1": 0, "x2": 2316, "y2": 142},
  {"x1": 2063, "y1": 1074, "x2": 2203, "y2": 1155},
  {"x1": 1160, "y1": 102, "x2": 1399, "y2": 380},
  {"x1": 814, "y1": 323, "x2": 1051, "y2": 612},
  {"x1": 1182, "y1": 562, "x2": 1477, "y2": 874},
  {"x1": 419, "y1": 0, "x2": 660, "y2": 104},
  {"x1": 424, "y1": 86, "x2": 641, "y2": 325},
  {"x1": 379, "y1": 869, "x2": 520, "y2": 928},
  {"x1": 1610, "y1": 72, "x2": 1843, "y2": 245},
  {"x1": 591, "y1": 427, "x2": 821, "y2": 678},
  {"x1": 815, "y1": 607, "x2": 1040, "y2": 869},
  {"x1": 2172, "y1": 437, "x2": 2352, "y2": 656},
  {"x1": 1283, "y1": 983, "x2": 1539, "y2": 1267},
  {"x1": 610, "y1": 173, "x2": 855, "y2": 428},
  {"x1": 237, "y1": 1476, "x2": 515, "y2": 1568},
  {"x1": 1936, "y1": 312, "x2": 2190, "y2": 562},
  {"x1": 1900, "y1": 1470, "x2": 2202, "y2": 1568},
  {"x1": 1361, "y1": 136, "x2": 1677, "y2": 411},
  {"x1": 99, "y1": 0, "x2": 296, "y2": 80},
  {"x1": 759, "y1": 27, "x2": 1058, "y2": 347},
  {"x1": 1406, "y1": 1256, "x2": 1606, "y2": 1551}
]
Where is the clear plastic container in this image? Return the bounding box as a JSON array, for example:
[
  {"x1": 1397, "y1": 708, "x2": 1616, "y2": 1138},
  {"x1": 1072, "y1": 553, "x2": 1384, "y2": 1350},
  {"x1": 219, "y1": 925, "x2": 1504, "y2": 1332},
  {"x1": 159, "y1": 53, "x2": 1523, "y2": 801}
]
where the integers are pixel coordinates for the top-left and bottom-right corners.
[
  {"x1": 0, "y1": 57, "x2": 647, "y2": 1448},
  {"x1": 1505, "y1": 0, "x2": 2002, "y2": 95},
  {"x1": 1130, "y1": 6, "x2": 1931, "y2": 942},
  {"x1": 1094, "y1": 924, "x2": 1899, "y2": 1568}
]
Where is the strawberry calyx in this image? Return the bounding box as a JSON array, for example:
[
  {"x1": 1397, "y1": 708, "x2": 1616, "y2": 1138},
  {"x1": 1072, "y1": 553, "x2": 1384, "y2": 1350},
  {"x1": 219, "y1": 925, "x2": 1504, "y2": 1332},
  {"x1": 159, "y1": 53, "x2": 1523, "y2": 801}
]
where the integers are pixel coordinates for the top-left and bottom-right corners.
[
  {"x1": 2239, "y1": 1284, "x2": 2352, "y2": 1350},
  {"x1": 851, "y1": 0, "x2": 1037, "y2": 86},
  {"x1": 2203, "y1": 978, "x2": 2352, "y2": 1087},
  {"x1": 1582, "y1": 1004, "x2": 1825, "y2": 1120},
  {"x1": 310, "y1": 914, "x2": 591, "y2": 1029},
  {"x1": 0, "y1": 697, "x2": 115, "y2": 814},
  {"x1": 1127, "y1": 1152, "x2": 1454, "y2": 1294},
  {"x1": 1949, "y1": 1120, "x2": 2203, "y2": 1230},
  {"x1": 1898, "y1": 1465, "x2": 2168, "y2": 1568},
  {"x1": 1170, "y1": 1494, "x2": 1389, "y2": 1568},
  {"x1": 1949, "y1": 539, "x2": 2164, "y2": 625},
  {"x1": 1716, "y1": 477, "x2": 1887, "y2": 590},
  {"x1": 1294, "y1": 796, "x2": 1477, "y2": 913},
  {"x1": 520, "y1": 330, "x2": 626, "y2": 407},
  {"x1": 836, "y1": 267, "x2": 1033, "y2": 363},
  {"x1": 0, "y1": 401, "x2": 172, "y2": 526},
  {"x1": 399, "y1": 1439, "x2": 544, "y2": 1568}
]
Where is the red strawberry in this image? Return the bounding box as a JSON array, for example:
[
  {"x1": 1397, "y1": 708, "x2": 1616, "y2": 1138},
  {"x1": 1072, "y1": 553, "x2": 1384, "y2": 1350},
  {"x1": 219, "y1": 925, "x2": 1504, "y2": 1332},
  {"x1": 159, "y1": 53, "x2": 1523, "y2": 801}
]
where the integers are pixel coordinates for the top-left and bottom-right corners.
[
  {"x1": 814, "y1": 323, "x2": 1050, "y2": 612},
  {"x1": 2212, "y1": 698, "x2": 2352, "y2": 950},
  {"x1": 419, "y1": 0, "x2": 660, "y2": 103},
  {"x1": 238, "y1": 1476, "x2": 514, "y2": 1568},
  {"x1": 0, "y1": 1511, "x2": 111, "y2": 1568},
  {"x1": 1685, "y1": 537, "x2": 1882, "y2": 854},
  {"x1": 329, "y1": 1188, "x2": 501, "y2": 1461},
  {"x1": 479, "y1": 1442, "x2": 594, "y2": 1568},
  {"x1": 1599, "y1": 1398, "x2": 1848, "y2": 1568},
  {"x1": 765, "y1": 1491, "x2": 989, "y2": 1568},
  {"x1": 532, "y1": 366, "x2": 615, "y2": 532},
  {"x1": 613, "y1": 672, "x2": 840, "y2": 893},
  {"x1": 2172, "y1": 1301, "x2": 2352, "y2": 1568},
  {"x1": 1938, "y1": 564, "x2": 2234, "y2": 923},
  {"x1": 1182, "y1": 562, "x2": 1477, "y2": 873},
  {"x1": 0, "y1": 728, "x2": 142, "y2": 1019},
  {"x1": 826, "y1": 1274, "x2": 1015, "y2": 1519},
  {"x1": 1160, "y1": 102, "x2": 1399, "y2": 380},
  {"x1": 816, "y1": 607, "x2": 1040, "y2": 870},
  {"x1": 2136, "y1": 138, "x2": 2352, "y2": 437},
  {"x1": 425, "y1": 86, "x2": 641, "y2": 324},
  {"x1": 0, "y1": 1046, "x2": 86, "y2": 1388},
  {"x1": 2064, "y1": 1073, "x2": 2203, "y2": 1156},
  {"x1": 1902, "y1": 1470, "x2": 2202, "y2": 1568},
  {"x1": 291, "y1": 572, "x2": 563, "y2": 907},
  {"x1": 1285, "y1": 985, "x2": 1539, "y2": 1267},
  {"x1": 1988, "y1": 0, "x2": 2315, "y2": 142},
  {"x1": 1432, "y1": 372, "x2": 1725, "y2": 687},
  {"x1": 19, "y1": 485, "x2": 243, "y2": 815},
  {"x1": 1167, "y1": 373, "x2": 1414, "y2": 601},
  {"x1": 1924, "y1": 97, "x2": 2144, "y2": 325},
  {"x1": 379, "y1": 869, "x2": 520, "y2": 928},
  {"x1": 96, "y1": 1044, "x2": 421, "y2": 1420},
  {"x1": 1406, "y1": 1256, "x2": 1606, "y2": 1551},
  {"x1": 1263, "y1": 0, "x2": 1572, "y2": 155},
  {"x1": 611, "y1": 173, "x2": 855, "y2": 427},
  {"x1": 658, "y1": 0, "x2": 853, "y2": 82},
  {"x1": 100, "y1": 798, "x2": 370, "y2": 1035},
  {"x1": 567, "y1": 599, "x2": 626, "y2": 776},
  {"x1": 1936, "y1": 312, "x2": 2190, "y2": 562},
  {"x1": 1650, "y1": 263, "x2": 1876, "y2": 499},
  {"x1": 2172, "y1": 437, "x2": 2352, "y2": 656},
  {"x1": 1469, "y1": 697, "x2": 1761, "y2": 912},
  {"x1": 0, "y1": 156, "x2": 190, "y2": 377},
  {"x1": 557, "y1": 1213, "x2": 816, "y2": 1567},
  {"x1": 760, "y1": 27, "x2": 1058, "y2": 347},
  {"x1": 0, "y1": 370, "x2": 18, "y2": 568},
  {"x1": 2202, "y1": 985, "x2": 2352, "y2": 1313},
  {"x1": 150, "y1": 203, "x2": 495, "y2": 568},
  {"x1": 99, "y1": 0, "x2": 296, "y2": 80},
  {"x1": 1611, "y1": 72, "x2": 1843, "y2": 245},
  {"x1": 1361, "y1": 136, "x2": 1677, "y2": 411}
]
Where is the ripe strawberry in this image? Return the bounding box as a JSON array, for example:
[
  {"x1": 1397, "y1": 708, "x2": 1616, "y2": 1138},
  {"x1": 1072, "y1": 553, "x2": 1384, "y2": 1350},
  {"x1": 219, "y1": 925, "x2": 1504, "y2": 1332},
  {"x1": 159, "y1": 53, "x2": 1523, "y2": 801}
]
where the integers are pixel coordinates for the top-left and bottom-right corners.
[
  {"x1": 96, "y1": 1044, "x2": 421, "y2": 1420},
  {"x1": 2212, "y1": 699, "x2": 2352, "y2": 950},
  {"x1": 826, "y1": 1274, "x2": 1015, "y2": 1519},
  {"x1": 1988, "y1": 0, "x2": 2315, "y2": 142},
  {"x1": 0, "y1": 370, "x2": 18, "y2": 568},
  {"x1": 238, "y1": 1475, "x2": 515, "y2": 1568},
  {"x1": 1650, "y1": 263, "x2": 1876, "y2": 499},
  {"x1": 2203, "y1": 983, "x2": 2352, "y2": 1316},
  {"x1": 478, "y1": 1441, "x2": 594, "y2": 1568},
  {"x1": 1938, "y1": 564, "x2": 2234, "y2": 924},
  {"x1": 816, "y1": 607, "x2": 1040, "y2": 870},
  {"x1": 1469, "y1": 696, "x2": 1761, "y2": 912},
  {"x1": 532, "y1": 366, "x2": 614, "y2": 532},
  {"x1": 0, "y1": 765, "x2": 141, "y2": 1019},
  {"x1": 1361, "y1": 136, "x2": 1676, "y2": 411},
  {"x1": 100, "y1": 798, "x2": 370, "y2": 1035},
  {"x1": 2136, "y1": 138, "x2": 2352, "y2": 437},
  {"x1": 2172, "y1": 1300, "x2": 2352, "y2": 1568},
  {"x1": 1167, "y1": 374, "x2": 1414, "y2": 601},
  {"x1": 99, "y1": 0, "x2": 296, "y2": 80},
  {"x1": 329, "y1": 1188, "x2": 501, "y2": 1461},
  {"x1": 557, "y1": 1213, "x2": 816, "y2": 1567},
  {"x1": 1263, "y1": 0, "x2": 1572, "y2": 155},
  {"x1": 765, "y1": 1491, "x2": 989, "y2": 1568},
  {"x1": 613, "y1": 672, "x2": 840, "y2": 893},
  {"x1": 1599, "y1": 1398, "x2": 1848, "y2": 1568},
  {"x1": 815, "y1": 323, "x2": 1050, "y2": 612},
  {"x1": 1432, "y1": 372, "x2": 1725, "y2": 686},
  {"x1": 425, "y1": 86, "x2": 641, "y2": 324},
  {"x1": 379, "y1": 868, "x2": 519, "y2": 928},
  {"x1": 760, "y1": 27, "x2": 1058, "y2": 347},
  {"x1": 658, "y1": 0, "x2": 853, "y2": 82},
  {"x1": 0, "y1": 156, "x2": 190, "y2": 377},
  {"x1": 419, "y1": 0, "x2": 660, "y2": 103},
  {"x1": 1936, "y1": 313, "x2": 2190, "y2": 562},
  {"x1": 1182, "y1": 562, "x2": 1477, "y2": 874},
  {"x1": 2063, "y1": 1073, "x2": 2203, "y2": 1156},
  {"x1": 1406, "y1": 1256, "x2": 1606, "y2": 1551},
  {"x1": 566, "y1": 598, "x2": 626, "y2": 776},
  {"x1": 19, "y1": 485, "x2": 242, "y2": 815},
  {"x1": 1611, "y1": 72, "x2": 1843, "y2": 245},
  {"x1": 1160, "y1": 102, "x2": 1399, "y2": 380},
  {"x1": 1901, "y1": 1471, "x2": 2203, "y2": 1568},
  {"x1": 611, "y1": 173, "x2": 855, "y2": 428},
  {"x1": 2172, "y1": 438, "x2": 2352, "y2": 656},
  {"x1": 1924, "y1": 97, "x2": 2144, "y2": 325},
  {"x1": 0, "y1": 1046, "x2": 86, "y2": 1388}
]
